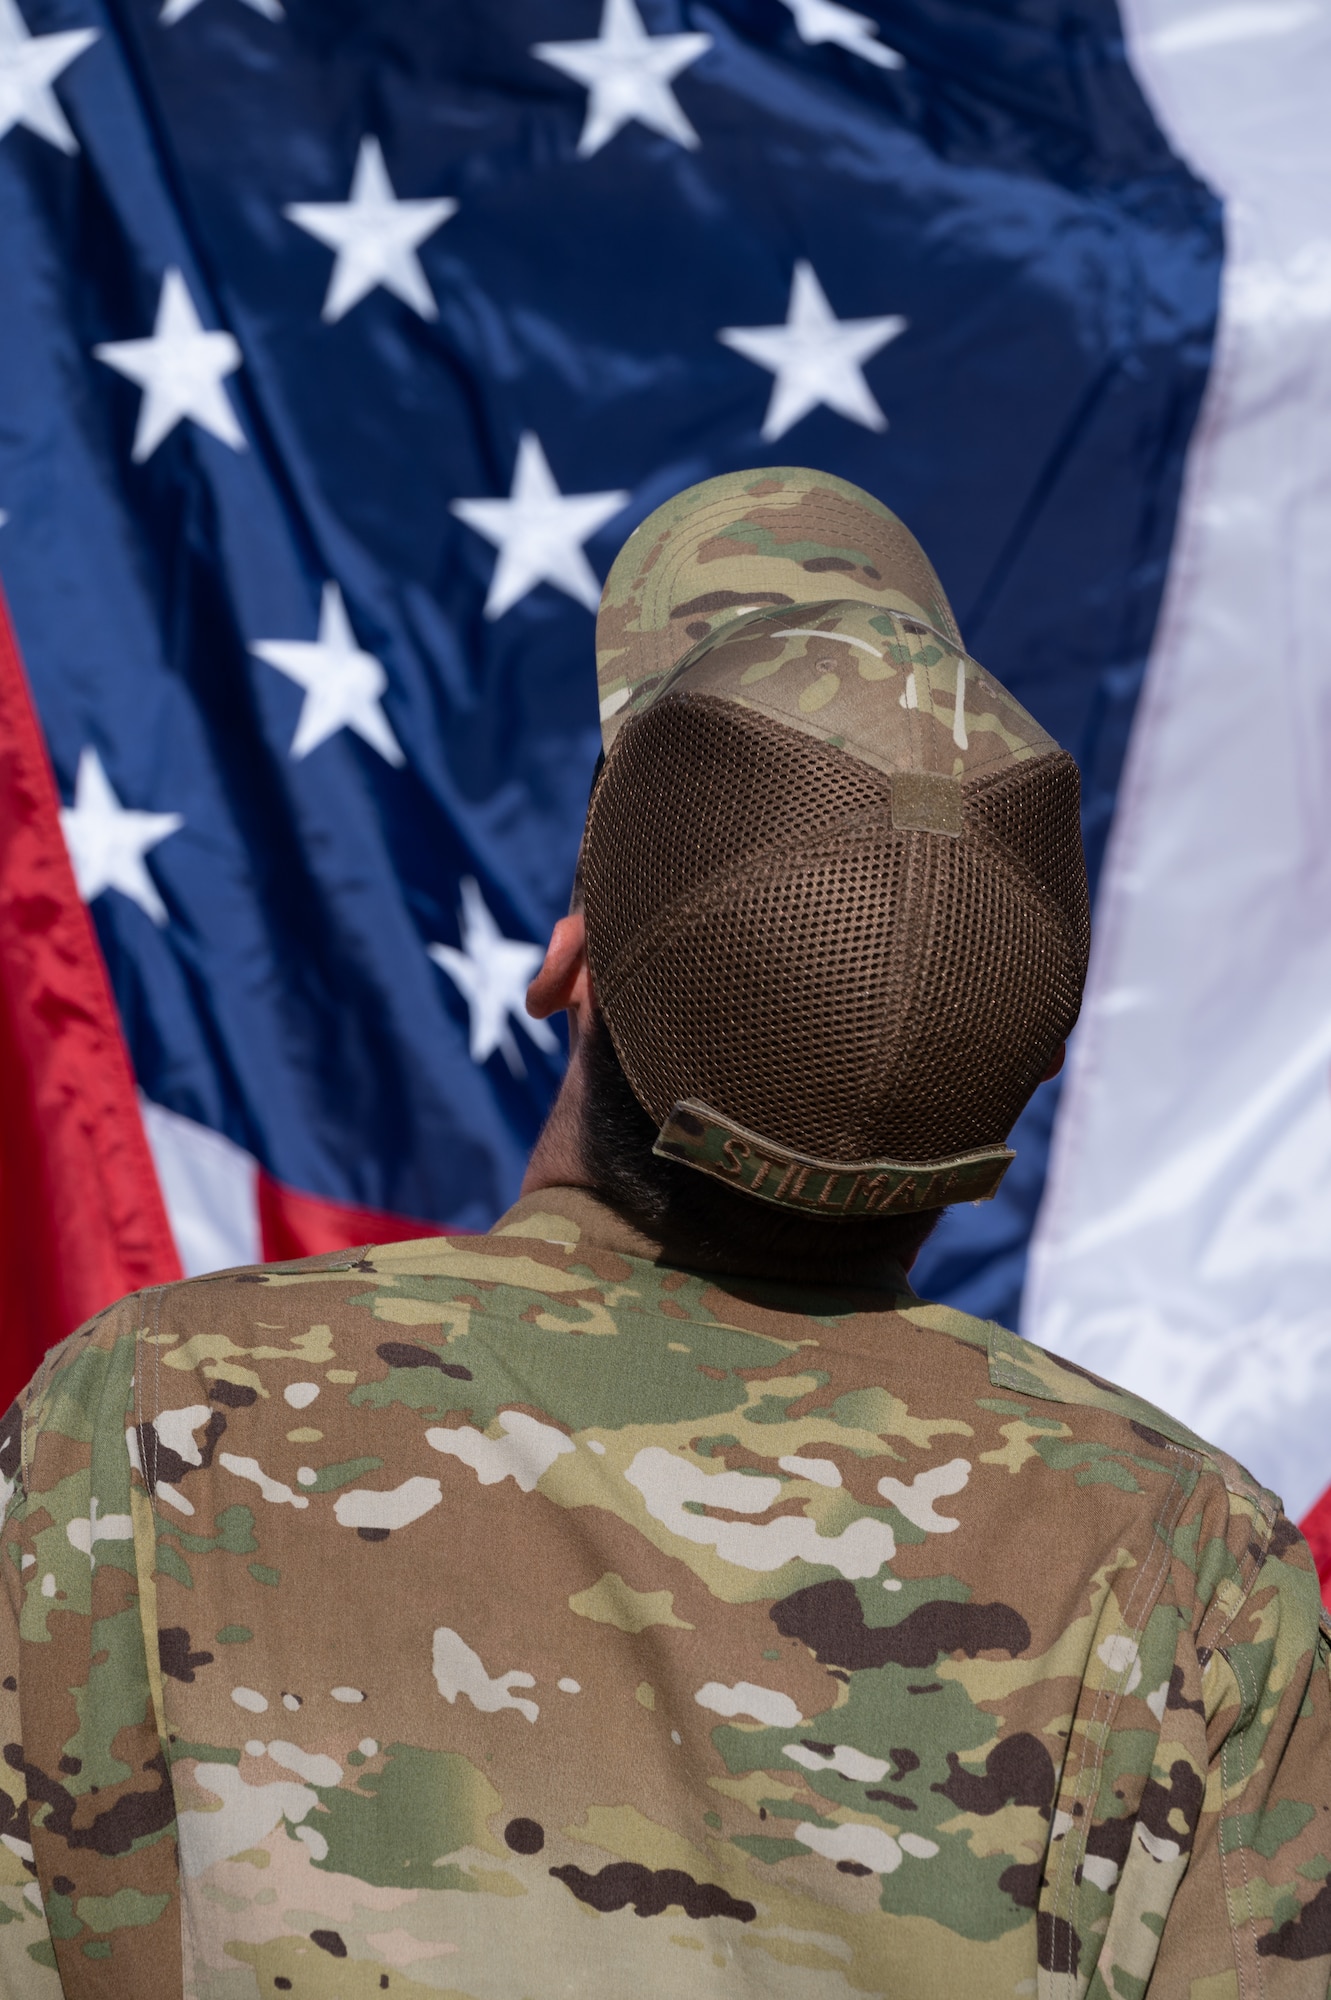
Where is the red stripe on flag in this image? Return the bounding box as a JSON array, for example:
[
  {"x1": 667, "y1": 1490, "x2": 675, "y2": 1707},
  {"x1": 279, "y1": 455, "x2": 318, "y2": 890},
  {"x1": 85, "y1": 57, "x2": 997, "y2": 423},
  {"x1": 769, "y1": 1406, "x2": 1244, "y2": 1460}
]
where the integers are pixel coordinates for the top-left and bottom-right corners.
[
  {"x1": 257, "y1": 1171, "x2": 455, "y2": 1261},
  {"x1": 1301, "y1": 1484, "x2": 1331, "y2": 1613},
  {"x1": 0, "y1": 588, "x2": 181, "y2": 1412}
]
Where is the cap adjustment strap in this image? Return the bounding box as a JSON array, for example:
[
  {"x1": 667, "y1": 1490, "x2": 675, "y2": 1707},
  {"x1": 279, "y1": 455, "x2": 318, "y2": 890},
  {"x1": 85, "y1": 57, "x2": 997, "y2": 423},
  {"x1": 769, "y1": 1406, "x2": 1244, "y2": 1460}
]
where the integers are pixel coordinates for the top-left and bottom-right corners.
[{"x1": 654, "y1": 1100, "x2": 1013, "y2": 1216}]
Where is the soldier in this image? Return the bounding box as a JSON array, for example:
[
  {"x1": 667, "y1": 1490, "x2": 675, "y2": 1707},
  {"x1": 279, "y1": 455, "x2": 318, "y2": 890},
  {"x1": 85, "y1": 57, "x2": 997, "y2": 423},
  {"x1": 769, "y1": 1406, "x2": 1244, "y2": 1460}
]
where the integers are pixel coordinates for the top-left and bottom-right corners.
[{"x1": 2, "y1": 468, "x2": 1328, "y2": 1998}]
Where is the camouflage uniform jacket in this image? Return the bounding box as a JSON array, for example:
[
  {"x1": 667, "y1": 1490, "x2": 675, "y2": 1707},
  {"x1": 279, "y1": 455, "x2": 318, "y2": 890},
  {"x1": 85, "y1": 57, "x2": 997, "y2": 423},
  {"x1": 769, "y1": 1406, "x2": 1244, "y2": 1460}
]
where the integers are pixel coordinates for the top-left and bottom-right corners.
[{"x1": 2, "y1": 1185, "x2": 1329, "y2": 2000}]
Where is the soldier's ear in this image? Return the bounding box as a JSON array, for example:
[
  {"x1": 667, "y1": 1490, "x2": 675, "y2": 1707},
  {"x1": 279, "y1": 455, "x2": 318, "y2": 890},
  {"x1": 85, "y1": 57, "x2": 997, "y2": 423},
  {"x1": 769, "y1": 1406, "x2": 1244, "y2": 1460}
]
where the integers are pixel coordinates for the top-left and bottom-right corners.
[
  {"x1": 527, "y1": 912, "x2": 591, "y2": 1022},
  {"x1": 1042, "y1": 1042, "x2": 1067, "y2": 1083}
]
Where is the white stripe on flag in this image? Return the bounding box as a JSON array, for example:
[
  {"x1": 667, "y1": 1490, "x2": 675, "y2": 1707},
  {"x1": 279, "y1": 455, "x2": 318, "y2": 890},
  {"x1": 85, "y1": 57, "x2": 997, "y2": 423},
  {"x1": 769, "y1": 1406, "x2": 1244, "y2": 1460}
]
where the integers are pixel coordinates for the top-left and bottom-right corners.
[
  {"x1": 1026, "y1": 0, "x2": 1331, "y2": 1517},
  {"x1": 139, "y1": 1096, "x2": 260, "y2": 1278}
]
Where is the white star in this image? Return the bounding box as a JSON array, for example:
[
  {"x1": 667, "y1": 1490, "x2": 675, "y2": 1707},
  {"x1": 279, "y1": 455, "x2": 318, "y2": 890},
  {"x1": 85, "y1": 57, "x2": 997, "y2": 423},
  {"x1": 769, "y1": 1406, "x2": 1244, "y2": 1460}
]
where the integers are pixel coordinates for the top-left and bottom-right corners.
[
  {"x1": 532, "y1": 0, "x2": 711, "y2": 158},
  {"x1": 718, "y1": 258, "x2": 907, "y2": 441},
  {"x1": 429, "y1": 879, "x2": 559, "y2": 1077},
  {"x1": 159, "y1": 0, "x2": 282, "y2": 26},
  {"x1": 59, "y1": 747, "x2": 183, "y2": 927},
  {"x1": 93, "y1": 267, "x2": 244, "y2": 462},
  {"x1": 284, "y1": 135, "x2": 457, "y2": 325},
  {"x1": 0, "y1": 0, "x2": 97, "y2": 156},
  {"x1": 778, "y1": 0, "x2": 902, "y2": 68},
  {"x1": 251, "y1": 581, "x2": 404, "y2": 766},
  {"x1": 451, "y1": 433, "x2": 628, "y2": 620}
]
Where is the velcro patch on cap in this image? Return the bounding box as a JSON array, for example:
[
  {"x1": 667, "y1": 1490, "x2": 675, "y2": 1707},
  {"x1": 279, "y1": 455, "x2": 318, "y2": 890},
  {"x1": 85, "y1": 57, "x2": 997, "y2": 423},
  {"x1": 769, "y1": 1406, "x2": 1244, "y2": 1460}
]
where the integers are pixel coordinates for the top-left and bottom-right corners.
[
  {"x1": 891, "y1": 771, "x2": 964, "y2": 836},
  {"x1": 654, "y1": 1101, "x2": 1012, "y2": 1215}
]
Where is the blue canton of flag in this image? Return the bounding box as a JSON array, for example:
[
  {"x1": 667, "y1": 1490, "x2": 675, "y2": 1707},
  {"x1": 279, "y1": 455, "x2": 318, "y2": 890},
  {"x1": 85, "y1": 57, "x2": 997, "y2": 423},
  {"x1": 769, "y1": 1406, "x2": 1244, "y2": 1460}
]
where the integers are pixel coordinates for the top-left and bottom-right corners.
[{"x1": 0, "y1": 0, "x2": 1219, "y2": 1313}]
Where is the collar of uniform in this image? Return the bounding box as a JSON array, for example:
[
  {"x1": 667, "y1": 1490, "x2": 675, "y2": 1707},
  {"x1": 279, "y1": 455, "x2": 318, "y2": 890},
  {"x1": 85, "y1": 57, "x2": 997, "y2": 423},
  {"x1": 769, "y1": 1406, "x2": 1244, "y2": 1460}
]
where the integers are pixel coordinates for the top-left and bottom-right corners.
[{"x1": 489, "y1": 1183, "x2": 919, "y2": 1302}]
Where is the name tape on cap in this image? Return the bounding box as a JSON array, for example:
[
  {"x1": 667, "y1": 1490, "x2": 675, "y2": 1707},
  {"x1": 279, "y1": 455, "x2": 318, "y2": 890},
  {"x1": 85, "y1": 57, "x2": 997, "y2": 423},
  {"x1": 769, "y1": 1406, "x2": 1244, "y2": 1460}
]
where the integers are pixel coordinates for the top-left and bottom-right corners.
[{"x1": 654, "y1": 1101, "x2": 1013, "y2": 1215}]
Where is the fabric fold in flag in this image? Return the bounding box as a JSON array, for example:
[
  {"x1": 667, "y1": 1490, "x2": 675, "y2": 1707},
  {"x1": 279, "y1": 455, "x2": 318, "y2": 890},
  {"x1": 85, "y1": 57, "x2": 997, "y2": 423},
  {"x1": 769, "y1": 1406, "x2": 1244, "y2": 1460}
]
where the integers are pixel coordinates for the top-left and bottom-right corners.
[{"x1": 0, "y1": 588, "x2": 180, "y2": 1405}]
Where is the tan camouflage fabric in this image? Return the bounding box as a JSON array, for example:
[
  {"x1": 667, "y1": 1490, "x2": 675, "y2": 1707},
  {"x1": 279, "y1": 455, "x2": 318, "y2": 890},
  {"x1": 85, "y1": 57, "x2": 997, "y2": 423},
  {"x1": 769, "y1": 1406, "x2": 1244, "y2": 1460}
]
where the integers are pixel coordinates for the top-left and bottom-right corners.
[
  {"x1": 595, "y1": 468, "x2": 963, "y2": 745},
  {"x1": 614, "y1": 595, "x2": 1057, "y2": 788},
  {"x1": 2, "y1": 1185, "x2": 1329, "y2": 1998}
]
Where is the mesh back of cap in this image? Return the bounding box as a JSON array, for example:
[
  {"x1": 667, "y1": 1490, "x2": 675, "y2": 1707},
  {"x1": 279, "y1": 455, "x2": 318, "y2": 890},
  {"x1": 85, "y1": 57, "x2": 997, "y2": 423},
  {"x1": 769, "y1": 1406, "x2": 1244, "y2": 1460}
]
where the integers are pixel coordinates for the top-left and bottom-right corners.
[{"x1": 583, "y1": 692, "x2": 1090, "y2": 1165}]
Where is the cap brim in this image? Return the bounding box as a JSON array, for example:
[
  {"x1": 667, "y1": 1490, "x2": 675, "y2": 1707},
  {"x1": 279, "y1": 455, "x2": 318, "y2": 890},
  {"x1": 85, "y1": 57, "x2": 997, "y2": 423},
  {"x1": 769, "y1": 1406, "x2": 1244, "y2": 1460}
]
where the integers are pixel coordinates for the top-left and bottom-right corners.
[{"x1": 595, "y1": 467, "x2": 961, "y2": 750}]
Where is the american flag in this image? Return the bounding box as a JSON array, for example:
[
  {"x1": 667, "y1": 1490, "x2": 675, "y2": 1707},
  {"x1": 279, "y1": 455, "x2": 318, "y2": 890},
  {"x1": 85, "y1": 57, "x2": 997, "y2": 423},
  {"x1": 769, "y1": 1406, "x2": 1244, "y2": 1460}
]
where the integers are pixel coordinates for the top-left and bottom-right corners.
[{"x1": 0, "y1": 0, "x2": 1327, "y2": 1581}]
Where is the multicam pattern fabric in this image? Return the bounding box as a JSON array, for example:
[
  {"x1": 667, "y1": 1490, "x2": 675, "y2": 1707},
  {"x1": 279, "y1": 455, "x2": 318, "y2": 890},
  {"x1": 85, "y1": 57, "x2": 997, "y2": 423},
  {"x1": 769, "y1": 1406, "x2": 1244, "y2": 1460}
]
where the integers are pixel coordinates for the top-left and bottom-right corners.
[
  {"x1": 595, "y1": 468, "x2": 964, "y2": 744},
  {"x1": 612, "y1": 594, "x2": 1058, "y2": 788},
  {"x1": 2, "y1": 1186, "x2": 1329, "y2": 1998}
]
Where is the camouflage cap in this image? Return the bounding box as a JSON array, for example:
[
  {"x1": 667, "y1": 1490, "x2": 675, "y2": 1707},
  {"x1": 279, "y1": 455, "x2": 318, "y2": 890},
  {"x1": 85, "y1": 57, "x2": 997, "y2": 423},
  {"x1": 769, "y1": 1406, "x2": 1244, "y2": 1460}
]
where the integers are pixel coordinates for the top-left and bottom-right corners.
[
  {"x1": 583, "y1": 471, "x2": 1090, "y2": 1217},
  {"x1": 595, "y1": 466, "x2": 961, "y2": 746}
]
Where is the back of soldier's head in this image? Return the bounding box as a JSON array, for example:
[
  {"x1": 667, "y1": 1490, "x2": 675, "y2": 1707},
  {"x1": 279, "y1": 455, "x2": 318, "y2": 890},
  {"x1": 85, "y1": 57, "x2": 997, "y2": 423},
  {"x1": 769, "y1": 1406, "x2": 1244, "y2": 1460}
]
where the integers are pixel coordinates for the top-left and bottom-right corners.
[{"x1": 580, "y1": 468, "x2": 1089, "y2": 1245}]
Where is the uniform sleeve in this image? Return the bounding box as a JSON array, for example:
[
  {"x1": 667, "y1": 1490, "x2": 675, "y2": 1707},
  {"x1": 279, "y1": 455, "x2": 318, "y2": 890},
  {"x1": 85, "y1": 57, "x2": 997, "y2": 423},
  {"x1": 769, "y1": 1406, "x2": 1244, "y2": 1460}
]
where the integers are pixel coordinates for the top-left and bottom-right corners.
[
  {"x1": 1150, "y1": 1514, "x2": 1331, "y2": 1998},
  {"x1": 0, "y1": 1308, "x2": 184, "y2": 1999},
  {"x1": 0, "y1": 1395, "x2": 62, "y2": 1997}
]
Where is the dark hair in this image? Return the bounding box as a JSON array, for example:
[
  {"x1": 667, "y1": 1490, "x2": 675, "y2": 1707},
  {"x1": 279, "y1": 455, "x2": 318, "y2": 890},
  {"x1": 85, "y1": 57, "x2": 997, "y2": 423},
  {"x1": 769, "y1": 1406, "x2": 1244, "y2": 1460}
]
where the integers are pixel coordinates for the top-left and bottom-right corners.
[{"x1": 578, "y1": 1010, "x2": 942, "y2": 1282}]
